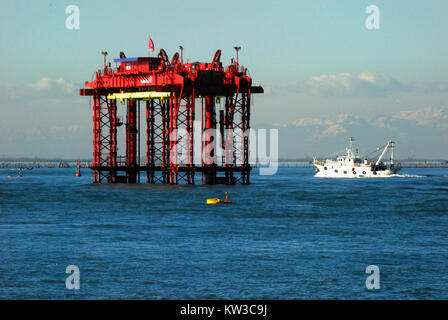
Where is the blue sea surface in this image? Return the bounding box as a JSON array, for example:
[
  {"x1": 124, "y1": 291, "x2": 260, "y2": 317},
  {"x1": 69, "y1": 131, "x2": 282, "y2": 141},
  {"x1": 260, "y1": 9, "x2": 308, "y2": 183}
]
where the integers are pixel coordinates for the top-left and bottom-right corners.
[{"x1": 0, "y1": 167, "x2": 447, "y2": 299}]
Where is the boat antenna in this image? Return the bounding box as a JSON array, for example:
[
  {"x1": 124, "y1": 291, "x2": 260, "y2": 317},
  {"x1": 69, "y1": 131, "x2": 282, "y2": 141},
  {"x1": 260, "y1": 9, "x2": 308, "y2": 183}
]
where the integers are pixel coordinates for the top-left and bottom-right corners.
[
  {"x1": 390, "y1": 141, "x2": 395, "y2": 165},
  {"x1": 346, "y1": 137, "x2": 355, "y2": 158},
  {"x1": 349, "y1": 137, "x2": 355, "y2": 149}
]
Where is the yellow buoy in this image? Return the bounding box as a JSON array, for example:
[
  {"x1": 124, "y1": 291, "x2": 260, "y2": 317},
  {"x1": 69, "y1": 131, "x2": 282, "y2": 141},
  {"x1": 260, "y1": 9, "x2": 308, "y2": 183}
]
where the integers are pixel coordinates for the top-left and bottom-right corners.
[
  {"x1": 207, "y1": 192, "x2": 233, "y2": 204},
  {"x1": 206, "y1": 198, "x2": 223, "y2": 204}
]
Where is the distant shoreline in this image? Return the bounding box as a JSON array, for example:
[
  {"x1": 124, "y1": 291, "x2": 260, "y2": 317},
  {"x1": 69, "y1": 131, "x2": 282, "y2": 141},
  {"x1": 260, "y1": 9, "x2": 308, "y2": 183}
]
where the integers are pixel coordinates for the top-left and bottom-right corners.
[
  {"x1": 1, "y1": 158, "x2": 447, "y2": 169},
  {"x1": 1, "y1": 157, "x2": 447, "y2": 163}
]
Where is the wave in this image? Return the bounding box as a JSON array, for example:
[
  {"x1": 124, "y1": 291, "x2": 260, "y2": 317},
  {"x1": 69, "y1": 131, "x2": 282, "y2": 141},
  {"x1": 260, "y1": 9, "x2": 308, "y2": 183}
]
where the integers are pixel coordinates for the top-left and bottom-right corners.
[
  {"x1": 315, "y1": 173, "x2": 426, "y2": 179},
  {"x1": 388, "y1": 174, "x2": 426, "y2": 178}
]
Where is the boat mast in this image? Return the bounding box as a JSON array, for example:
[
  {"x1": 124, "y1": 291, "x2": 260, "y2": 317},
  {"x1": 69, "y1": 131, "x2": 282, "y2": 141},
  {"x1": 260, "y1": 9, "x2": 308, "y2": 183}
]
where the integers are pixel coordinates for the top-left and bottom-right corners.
[
  {"x1": 390, "y1": 141, "x2": 395, "y2": 165},
  {"x1": 375, "y1": 141, "x2": 391, "y2": 166},
  {"x1": 347, "y1": 137, "x2": 355, "y2": 158}
]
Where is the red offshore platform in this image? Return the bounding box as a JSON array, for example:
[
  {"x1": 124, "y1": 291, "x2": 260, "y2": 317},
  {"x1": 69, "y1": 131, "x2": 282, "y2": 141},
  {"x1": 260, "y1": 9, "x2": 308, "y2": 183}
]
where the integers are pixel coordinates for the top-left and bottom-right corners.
[{"x1": 80, "y1": 47, "x2": 263, "y2": 184}]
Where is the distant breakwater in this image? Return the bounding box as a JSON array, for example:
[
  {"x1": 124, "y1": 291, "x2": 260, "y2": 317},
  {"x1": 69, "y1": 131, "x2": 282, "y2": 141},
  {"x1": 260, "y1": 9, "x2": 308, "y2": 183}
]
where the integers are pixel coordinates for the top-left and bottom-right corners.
[{"x1": 1, "y1": 160, "x2": 447, "y2": 169}]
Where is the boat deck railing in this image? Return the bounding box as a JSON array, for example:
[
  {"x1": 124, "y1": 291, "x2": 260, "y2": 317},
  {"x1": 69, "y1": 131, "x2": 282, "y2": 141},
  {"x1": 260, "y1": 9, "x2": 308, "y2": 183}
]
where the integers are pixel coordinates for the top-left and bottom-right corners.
[{"x1": 313, "y1": 159, "x2": 326, "y2": 166}]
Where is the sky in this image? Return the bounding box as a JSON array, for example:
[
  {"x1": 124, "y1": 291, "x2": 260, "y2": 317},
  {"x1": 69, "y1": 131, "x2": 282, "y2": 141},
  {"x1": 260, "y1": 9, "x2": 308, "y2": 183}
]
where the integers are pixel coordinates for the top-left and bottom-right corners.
[{"x1": 0, "y1": 0, "x2": 447, "y2": 159}]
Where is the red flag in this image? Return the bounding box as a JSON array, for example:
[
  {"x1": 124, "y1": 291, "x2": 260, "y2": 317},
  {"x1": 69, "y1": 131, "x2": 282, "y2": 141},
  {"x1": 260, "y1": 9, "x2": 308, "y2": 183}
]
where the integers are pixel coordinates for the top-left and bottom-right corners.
[{"x1": 148, "y1": 35, "x2": 155, "y2": 52}]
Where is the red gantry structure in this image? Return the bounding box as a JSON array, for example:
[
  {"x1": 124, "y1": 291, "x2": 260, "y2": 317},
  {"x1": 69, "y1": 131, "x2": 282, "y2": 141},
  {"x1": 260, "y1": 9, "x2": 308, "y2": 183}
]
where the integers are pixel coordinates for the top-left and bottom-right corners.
[{"x1": 80, "y1": 47, "x2": 263, "y2": 184}]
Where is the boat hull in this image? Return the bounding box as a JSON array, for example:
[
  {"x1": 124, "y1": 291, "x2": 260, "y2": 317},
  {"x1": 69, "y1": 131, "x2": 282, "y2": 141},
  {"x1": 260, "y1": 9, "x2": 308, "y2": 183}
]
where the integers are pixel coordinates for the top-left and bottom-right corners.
[{"x1": 314, "y1": 163, "x2": 399, "y2": 178}]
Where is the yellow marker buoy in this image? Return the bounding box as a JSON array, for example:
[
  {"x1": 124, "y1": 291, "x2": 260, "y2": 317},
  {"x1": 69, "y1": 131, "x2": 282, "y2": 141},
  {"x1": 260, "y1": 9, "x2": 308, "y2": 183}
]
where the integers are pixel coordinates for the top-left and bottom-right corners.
[
  {"x1": 207, "y1": 192, "x2": 232, "y2": 204},
  {"x1": 207, "y1": 198, "x2": 223, "y2": 204}
]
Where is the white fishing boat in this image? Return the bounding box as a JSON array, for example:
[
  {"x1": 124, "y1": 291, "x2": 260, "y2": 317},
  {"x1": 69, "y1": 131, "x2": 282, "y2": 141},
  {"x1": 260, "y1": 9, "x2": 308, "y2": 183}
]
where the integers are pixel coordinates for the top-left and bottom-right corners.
[{"x1": 313, "y1": 137, "x2": 401, "y2": 178}]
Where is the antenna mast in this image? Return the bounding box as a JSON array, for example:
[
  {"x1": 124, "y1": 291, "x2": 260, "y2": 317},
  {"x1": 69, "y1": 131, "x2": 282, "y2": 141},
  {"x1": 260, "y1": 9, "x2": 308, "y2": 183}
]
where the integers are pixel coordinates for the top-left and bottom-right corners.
[
  {"x1": 101, "y1": 51, "x2": 108, "y2": 69},
  {"x1": 234, "y1": 46, "x2": 241, "y2": 65},
  {"x1": 179, "y1": 46, "x2": 184, "y2": 63}
]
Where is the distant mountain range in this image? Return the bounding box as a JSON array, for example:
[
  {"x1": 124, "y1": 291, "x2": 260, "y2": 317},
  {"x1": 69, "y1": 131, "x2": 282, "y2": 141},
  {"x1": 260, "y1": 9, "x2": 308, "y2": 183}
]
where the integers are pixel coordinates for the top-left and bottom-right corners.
[{"x1": 254, "y1": 106, "x2": 448, "y2": 160}]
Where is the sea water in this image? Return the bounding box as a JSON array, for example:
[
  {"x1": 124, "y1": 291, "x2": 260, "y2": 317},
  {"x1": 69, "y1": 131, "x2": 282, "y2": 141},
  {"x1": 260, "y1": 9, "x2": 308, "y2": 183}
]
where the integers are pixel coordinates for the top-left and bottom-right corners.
[{"x1": 0, "y1": 167, "x2": 447, "y2": 299}]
